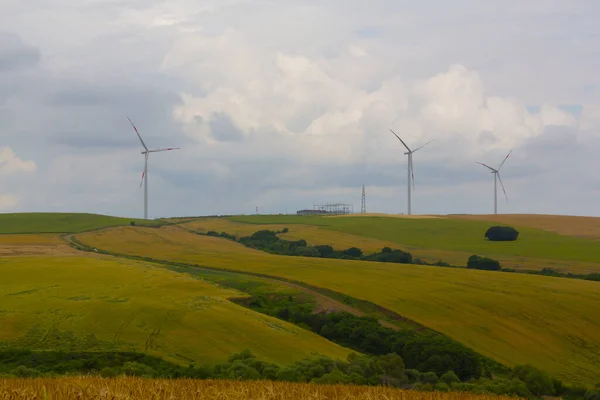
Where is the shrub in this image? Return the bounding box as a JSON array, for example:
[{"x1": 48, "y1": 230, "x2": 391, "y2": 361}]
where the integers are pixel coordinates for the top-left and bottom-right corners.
[
  {"x1": 485, "y1": 226, "x2": 519, "y2": 241},
  {"x1": 421, "y1": 371, "x2": 438, "y2": 385},
  {"x1": 100, "y1": 367, "x2": 119, "y2": 377},
  {"x1": 11, "y1": 365, "x2": 41, "y2": 378},
  {"x1": 406, "y1": 369, "x2": 421, "y2": 383},
  {"x1": 467, "y1": 255, "x2": 501, "y2": 271},
  {"x1": 343, "y1": 247, "x2": 363, "y2": 258},
  {"x1": 440, "y1": 370, "x2": 460, "y2": 385},
  {"x1": 314, "y1": 245, "x2": 334, "y2": 257},
  {"x1": 130, "y1": 221, "x2": 136, "y2": 226}
]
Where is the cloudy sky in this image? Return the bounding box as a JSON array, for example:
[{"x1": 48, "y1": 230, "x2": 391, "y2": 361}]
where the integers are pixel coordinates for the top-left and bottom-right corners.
[{"x1": 1, "y1": 0, "x2": 600, "y2": 218}]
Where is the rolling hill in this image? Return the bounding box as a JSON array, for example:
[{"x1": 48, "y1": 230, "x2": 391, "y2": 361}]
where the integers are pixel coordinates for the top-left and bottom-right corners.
[
  {"x1": 76, "y1": 223, "x2": 600, "y2": 385},
  {"x1": 0, "y1": 234, "x2": 351, "y2": 366}
]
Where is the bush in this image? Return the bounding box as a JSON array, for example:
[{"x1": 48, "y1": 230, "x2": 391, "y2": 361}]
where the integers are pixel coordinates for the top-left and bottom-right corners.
[
  {"x1": 485, "y1": 226, "x2": 519, "y2": 241},
  {"x1": 467, "y1": 255, "x2": 501, "y2": 271},
  {"x1": 314, "y1": 245, "x2": 334, "y2": 257},
  {"x1": 130, "y1": 221, "x2": 136, "y2": 226},
  {"x1": 406, "y1": 369, "x2": 421, "y2": 383},
  {"x1": 440, "y1": 370, "x2": 460, "y2": 385},
  {"x1": 421, "y1": 371, "x2": 438, "y2": 385},
  {"x1": 343, "y1": 247, "x2": 363, "y2": 258},
  {"x1": 11, "y1": 365, "x2": 41, "y2": 378},
  {"x1": 295, "y1": 246, "x2": 321, "y2": 257},
  {"x1": 100, "y1": 367, "x2": 119, "y2": 377}
]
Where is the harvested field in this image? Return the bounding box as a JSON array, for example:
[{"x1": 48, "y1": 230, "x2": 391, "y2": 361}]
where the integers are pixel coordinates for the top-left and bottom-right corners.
[{"x1": 0, "y1": 377, "x2": 523, "y2": 400}]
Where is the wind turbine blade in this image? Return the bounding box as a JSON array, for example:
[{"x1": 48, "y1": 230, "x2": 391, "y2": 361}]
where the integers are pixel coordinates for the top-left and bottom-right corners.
[
  {"x1": 389, "y1": 129, "x2": 411, "y2": 152},
  {"x1": 127, "y1": 117, "x2": 149, "y2": 151},
  {"x1": 140, "y1": 153, "x2": 148, "y2": 188},
  {"x1": 148, "y1": 147, "x2": 181, "y2": 153},
  {"x1": 476, "y1": 161, "x2": 497, "y2": 172},
  {"x1": 497, "y1": 149, "x2": 512, "y2": 171},
  {"x1": 497, "y1": 173, "x2": 508, "y2": 202},
  {"x1": 412, "y1": 138, "x2": 436, "y2": 153}
]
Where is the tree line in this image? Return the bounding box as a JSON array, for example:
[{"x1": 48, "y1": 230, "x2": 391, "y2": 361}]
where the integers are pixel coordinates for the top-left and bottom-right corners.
[{"x1": 1, "y1": 349, "x2": 597, "y2": 399}]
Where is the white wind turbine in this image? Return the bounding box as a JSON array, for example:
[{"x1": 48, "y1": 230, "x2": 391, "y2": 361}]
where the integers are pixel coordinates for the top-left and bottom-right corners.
[
  {"x1": 476, "y1": 150, "x2": 512, "y2": 215},
  {"x1": 127, "y1": 117, "x2": 180, "y2": 219},
  {"x1": 389, "y1": 129, "x2": 435, "y2": 215}
]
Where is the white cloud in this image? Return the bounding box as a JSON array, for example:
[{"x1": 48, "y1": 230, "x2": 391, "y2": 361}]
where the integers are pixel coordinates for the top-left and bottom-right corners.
[
  {"x1": 1, "y1": 0, "x2": 600, "y2": 217},
  {"x1": 0, "y1": 194, "x2": 19, "y2": 210},
  {"x1": 0, "y1": 147, "x2": 37, "y2": 176}
]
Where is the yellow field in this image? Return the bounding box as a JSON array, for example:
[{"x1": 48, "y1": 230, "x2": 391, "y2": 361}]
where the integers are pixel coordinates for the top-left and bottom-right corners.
[
  {"x1": 77, "y1": 226, "x2": 600, "y2": 385},
  {"x1": 0, "y1": 377, "x2": 520, "y2": 400},
  {"x1": 0, "y1": 253, "x2": 350, "y2": 366},
  {"x1": 183, "y1": 219, "x2": 600, "y2": 274},
  {"x1": 0, "y1": 234, "x2": 78, "y2": 257},
  {"x1": 449, "y1": 214, "x2": 600, "y2": 240}
]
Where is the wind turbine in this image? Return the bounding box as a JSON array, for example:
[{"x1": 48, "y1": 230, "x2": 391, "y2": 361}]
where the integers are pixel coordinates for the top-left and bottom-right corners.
[
  {"x1": 127, "y1": 117, "x2": 180, "y2": 219},
  {"x1": 389, "y1": 129, "x2": 435, "y2": 215},
  {"x1": 476, "y1": 150, "x2": 512, "y2": 215}
]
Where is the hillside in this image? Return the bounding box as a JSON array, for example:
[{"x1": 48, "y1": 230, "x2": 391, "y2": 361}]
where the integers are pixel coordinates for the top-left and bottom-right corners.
[
  {"x1": 0, "y1": 248, "x2": 350, "y2": 365},
  {"x1": 76, "y1": 224, "x2": 600, "y2": 385},
  {"x1": 226, "y1": 215, "x2": 600, "y2": 274},
  {"x1": 0, "y1": 213, "x2": 159, "y2": 234}
]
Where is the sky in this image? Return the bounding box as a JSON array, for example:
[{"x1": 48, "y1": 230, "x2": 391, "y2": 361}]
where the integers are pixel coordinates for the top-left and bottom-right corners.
[{"x1": 1, "y1": 0, "x2": 600, "y2": 218}]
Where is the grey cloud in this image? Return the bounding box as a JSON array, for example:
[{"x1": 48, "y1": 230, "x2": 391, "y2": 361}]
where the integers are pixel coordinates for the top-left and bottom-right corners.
[
  {"x1": 0, "y1": 32, "x2": 41, "y2": 73},
  {"x1": 209, "y1": 112, "x2": 245, "y2": 142}
]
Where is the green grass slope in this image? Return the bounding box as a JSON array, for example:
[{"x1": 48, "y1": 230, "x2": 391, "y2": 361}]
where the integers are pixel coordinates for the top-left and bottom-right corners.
[
  {"x1": 229, "y1": 215, "x2": 600, "y2": 265},
  {"x1": 77, "y1": 226, "x2": 600, "y2": 385},
  {"x1": 0, "y1": 255, "x2": 351, "y2": 365},
  {"x1": 0, "y1": 213, "x2": 159, "y2": 234}
]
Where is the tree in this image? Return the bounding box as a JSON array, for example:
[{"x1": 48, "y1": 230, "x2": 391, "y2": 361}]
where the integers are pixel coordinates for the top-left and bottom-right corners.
[
  {"x1": 485, "y1": 226, "x2": 519, "y2": 241},
  {"x1": 440, "y1": 370, "x2": 460, "y2": 385},
  {"x1": 314, "y1": 245, "x2": 334, "y2": 257},
  {"x1": 467, "y1": 255, "x2": 501, "y2": 271},
  {"x1": 343, "y1": 247, "x2": 363, "y2": 258}
]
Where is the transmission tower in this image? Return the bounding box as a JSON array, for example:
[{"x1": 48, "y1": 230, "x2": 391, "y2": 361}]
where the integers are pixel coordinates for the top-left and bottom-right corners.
[{"x1": 361, "y1": 184, "x2": 366, "y2": 214}]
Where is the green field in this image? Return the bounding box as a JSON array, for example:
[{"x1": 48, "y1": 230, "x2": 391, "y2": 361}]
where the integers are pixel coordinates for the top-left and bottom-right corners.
[
  {"x1": 0, "y1": 254, "x2": 351, "y2": 365},
  {"x1": 228, "y1": 215, "x2": 600, "y2": 272},
  {"x1": 0, "y1": 213, "x2": 160, "y2": 234},
  {"x1": 77, "y1": 225, "x2": 600, "y2": 385}
]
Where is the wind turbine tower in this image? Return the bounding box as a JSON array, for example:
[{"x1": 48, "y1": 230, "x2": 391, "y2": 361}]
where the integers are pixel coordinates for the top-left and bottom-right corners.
[
  {"x1": 389, "y1": 129, "x2": 435, "y2": 215},
  {"x1": 361, "y1": 184, "x2": 366, "y2": 214},
  {"x1": 476, "y1": 150, "x2": 512, "y2": 214},
  {"x1": 128, "y1": 117, "x2": 180, "y2": 219}
]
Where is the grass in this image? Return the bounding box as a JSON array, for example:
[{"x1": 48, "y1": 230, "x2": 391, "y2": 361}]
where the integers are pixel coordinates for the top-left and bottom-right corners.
[
  {"x1": 0, "y1": 377, "x2": 523, "y2": 400},
  {"x1": 0, "y1": 253, "x2": 350, "y2": 366},
  {"x1": 0, "y1": 213, "x2": 160, "y2": 234},
  {"x1": 228, "y1": 215, "x2": 600, "y2": 273},
  {"x1": 76, "y1": 226, "x2": 600, "y2": 385}
]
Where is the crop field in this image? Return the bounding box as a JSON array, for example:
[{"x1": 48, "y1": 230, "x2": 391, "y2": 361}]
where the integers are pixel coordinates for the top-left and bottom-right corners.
[
  {"x1": 0, "y1": 234, "x2": 79, "y2": 257},
  {"x1": 448, "y1": 213, "x2": 600, "y2": 240},
  {"x1": 0, "y1": 377, "x2": 522, "y2": 400},
  {"x1": 0, "y1": 254, "x2": 350, "y2": 366},
  {"x1": 228, "y1": 215, "x2": 600, "y2": 273},
  {"x1": 77, "y1": 226, "x2": 600, "y2": 385},
  {"x1": 0, "y1": 213, "x2": 159, "y2": 234}
]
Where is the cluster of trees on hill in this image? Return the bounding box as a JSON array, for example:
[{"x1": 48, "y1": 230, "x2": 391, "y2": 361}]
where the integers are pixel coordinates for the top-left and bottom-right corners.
[
  {"x1": 1, "y1": 349, "x2": 595, "y2": 399},
  {"x1": 467, "y1": 255, "x2": 502, "y2": 271},
  {"x1": 485, "y1": 226, "x2": 520, "y2": 241}
]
